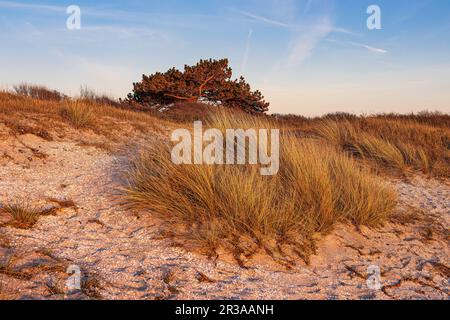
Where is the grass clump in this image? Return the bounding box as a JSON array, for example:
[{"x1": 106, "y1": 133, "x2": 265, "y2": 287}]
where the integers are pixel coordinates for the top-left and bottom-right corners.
[
  {"x1": 125, "y1": 111, "x2": 397, "y2": 263},
  {"x1": 1, "y1": 200, "x2": 41, "y2": 229},
  {"x1": 60, "y1": 101, "x2": 96, "y2": 129}
]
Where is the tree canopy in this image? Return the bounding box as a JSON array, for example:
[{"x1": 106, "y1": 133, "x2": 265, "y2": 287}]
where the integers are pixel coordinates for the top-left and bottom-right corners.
[{"x1": 125, "y1": 59, "x2": 269, "y2": 114}]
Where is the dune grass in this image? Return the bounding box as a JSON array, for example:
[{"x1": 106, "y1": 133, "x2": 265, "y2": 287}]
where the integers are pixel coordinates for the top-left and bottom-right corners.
[
  {"x1": 1, "y1": 84, "x2": 446, "y2": 263},
  {"x1": 314, "y1": 118, "x2": 450, "y2": 177},
  {"x1": 1, "y1": 200, "x2": 41, "y2": 229},
  {"x1": 0, "y1": 87, "x2": 170, "y2": 145},
  {"x1": 125, "y1": 110, "x2": 397, "y2": 263},
  {"x1": 60, "y1": 101, "x2": 96, "y2": 129}
]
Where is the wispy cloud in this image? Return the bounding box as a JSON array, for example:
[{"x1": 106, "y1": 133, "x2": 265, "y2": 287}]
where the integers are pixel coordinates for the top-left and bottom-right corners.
[
  {"x1": 354, "y1": 43, "x2": 387, "y2": 54},
  {"x1": 241, "y1": 29, "x2": 253, "y2": 73},
  {"x1": 236, "y1": 8, "x2": 354, "y2": 34},
  {"x1": 0, "y1": 0, "x2": 133, "y2": 19},
  {"x1": 234, "y1": 7, "x2": 357, "y2": 66},
  {"x1": 81, "y1": 26, "x2": 163, "y2": 39},
  {"x1": 237, "y1": 10, "x2": 292, "y2": 28},
  {"x1": 0, "y1": 0, "x2": 63, "y2": 12},
  {"x1": 0, "y1": 1, "x2": 170, "y2": 43},
  {"x1": 331, "y1": 26, "x2": 356, "y2": 35},
  {"x1": 328, "y1": 39, "x2": 388, "y2": 54},
  {"x1": 288, "y1": 16, "x2": 334, "y2": 65}
]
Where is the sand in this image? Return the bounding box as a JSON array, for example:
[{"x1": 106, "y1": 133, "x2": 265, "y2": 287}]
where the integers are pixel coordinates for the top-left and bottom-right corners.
[{"x1": 0, "y1": 130, "x2": 448, "y2": 300}]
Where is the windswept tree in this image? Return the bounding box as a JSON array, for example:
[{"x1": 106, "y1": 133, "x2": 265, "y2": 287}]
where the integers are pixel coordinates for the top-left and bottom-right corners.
[{"x1": 125, "y1": 59, "x2": 269, "y2": 114}]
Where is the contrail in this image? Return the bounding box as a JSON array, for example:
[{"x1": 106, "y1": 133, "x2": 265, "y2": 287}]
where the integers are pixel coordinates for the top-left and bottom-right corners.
[{"x1": 241, "y1": 29, "x2": 253, "y2": 74}]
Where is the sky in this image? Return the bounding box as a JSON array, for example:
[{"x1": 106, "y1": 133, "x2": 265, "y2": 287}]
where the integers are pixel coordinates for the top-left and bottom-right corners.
[{"x1": 0, "y1": 0, "x2": 449, "y2": 116}]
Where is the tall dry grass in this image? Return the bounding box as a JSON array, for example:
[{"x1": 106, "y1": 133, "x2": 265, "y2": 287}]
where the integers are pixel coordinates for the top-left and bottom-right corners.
[
  {"x1": 125, "y1": 110, "x2": 397, "y2": 262},
  {"x1": 0, "y1": 89, "x2": 170, "y2": 141},
  {"x1": 60, "y1": 101, "x2": 96, "y2": 128},
  {"x1": 314, "y1": 118, "x2": 450, "y2": 177},
  {"x1": 2, "y1": 84, "x2": 445, "y2": 263}
]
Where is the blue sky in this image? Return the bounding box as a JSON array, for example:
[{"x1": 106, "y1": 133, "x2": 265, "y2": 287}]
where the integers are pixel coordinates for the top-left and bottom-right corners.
[{"x1": 0, "y1": 0, "x2": 449, "y2": 115}]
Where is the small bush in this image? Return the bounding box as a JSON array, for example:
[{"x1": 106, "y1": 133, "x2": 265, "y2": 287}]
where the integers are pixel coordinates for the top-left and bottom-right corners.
[
  {"x1": 79, "y1": 86, "x2": 122, "y2": 107},
  {"x1": 13, "y1": 83, "x2": 65, "y2": 101}
]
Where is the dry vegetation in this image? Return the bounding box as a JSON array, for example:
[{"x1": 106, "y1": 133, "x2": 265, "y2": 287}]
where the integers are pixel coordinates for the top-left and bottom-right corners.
[
  {"x1": 278, "y1": 112, "x2": 450, "y2": 178},
  {"x1": 60, "y1": 101, "x2": 97, "y2": 129},
  {"x1": 0, "y1": 198, "x2": 77, "y2": 230},
  {"x1": 0, "y1": 85, "x2": 169, "y2": 149},
  {"x1": 314, "y1": 118, "x2": 449, "y2": 177},
  {"x1": 0, "y1": 200, "x2": 42, "y2": 229},
  {"x1": 1, "y1": 84, "x2": 448, "y2": 265},
  {"x1": 125, "y1": 110, "x2": 398, "y2": 263},
  {"x1": 13, "y1": 83, "x2": 66, "y2": 101}
]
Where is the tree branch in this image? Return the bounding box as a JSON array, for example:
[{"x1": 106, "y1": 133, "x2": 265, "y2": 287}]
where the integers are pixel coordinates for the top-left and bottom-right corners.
[
  {"x1": 198, "y1": 74, "x2": 216, "y2": 97},
  {"x1": 164, "y1": 93, "x2": 198, "y2": 101}
]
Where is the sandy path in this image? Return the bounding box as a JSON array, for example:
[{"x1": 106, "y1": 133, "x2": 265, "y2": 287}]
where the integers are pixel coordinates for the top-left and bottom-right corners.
[{"x1": 0, "y1": 134, "x2": 448, "y2": 300}]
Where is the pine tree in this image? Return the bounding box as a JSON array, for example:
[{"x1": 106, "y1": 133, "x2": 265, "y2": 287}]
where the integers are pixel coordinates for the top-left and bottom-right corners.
[{"x1": 126, "y1": 59, "x2": 269, "y2": 114}]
